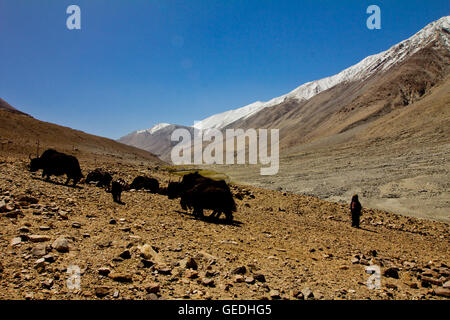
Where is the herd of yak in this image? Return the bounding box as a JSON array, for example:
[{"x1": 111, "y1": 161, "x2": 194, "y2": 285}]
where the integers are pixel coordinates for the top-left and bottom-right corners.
[{"x1": 28, "y1": 149, "x2": 237, "y2": 221}]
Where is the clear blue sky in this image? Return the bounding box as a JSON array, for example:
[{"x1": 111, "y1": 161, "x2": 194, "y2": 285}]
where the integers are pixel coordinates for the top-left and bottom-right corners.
[{"x1": 1, "y1": 1, "x2": 448, "y2": 139}]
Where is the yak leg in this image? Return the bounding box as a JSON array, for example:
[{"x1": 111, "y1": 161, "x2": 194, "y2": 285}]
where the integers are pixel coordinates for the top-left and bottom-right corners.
[
  {"x1": 42, "y1": 170, "x2": 50, "y2": 181},
  {"x1": 225, "y1": 210, "x2": 233, "y2": 222},
  {"x1": 73, "y1": 176, "x2": 80, "y2": 187},
  {"x1": 209, "y1": 210, "x2": 218, "y2": 218},
  {"x1": 193, "y1": 207, "x2": 204, "y2": 219}
]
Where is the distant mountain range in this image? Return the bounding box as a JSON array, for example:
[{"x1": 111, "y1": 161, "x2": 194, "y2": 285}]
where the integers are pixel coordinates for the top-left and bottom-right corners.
[{"x1": 119, "y1": 16, "x2": 449, "y2": 162}]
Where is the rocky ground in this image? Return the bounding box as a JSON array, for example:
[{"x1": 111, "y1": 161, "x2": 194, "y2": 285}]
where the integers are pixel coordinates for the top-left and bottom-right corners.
[{"x1": 0, "y1": 154, "x2": 449, "y2": 300}]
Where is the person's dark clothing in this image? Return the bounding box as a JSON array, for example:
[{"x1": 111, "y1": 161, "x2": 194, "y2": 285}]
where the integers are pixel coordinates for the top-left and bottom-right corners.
[{"x1": 350, "y1": 196, "x2": 362, "y2": 228}]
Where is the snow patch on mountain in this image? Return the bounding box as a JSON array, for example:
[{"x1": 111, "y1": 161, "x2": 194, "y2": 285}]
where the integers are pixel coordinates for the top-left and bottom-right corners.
[{"x1": 136, "y1": 123, "x2": 171, "y2": 135}]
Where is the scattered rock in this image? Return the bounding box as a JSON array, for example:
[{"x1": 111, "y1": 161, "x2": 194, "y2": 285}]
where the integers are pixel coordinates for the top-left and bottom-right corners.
[
  {"x1": 231, "y1": 266, "x2": 247, "y2": 275},
  {"x1": 29, "y1": 235, "x2": 51, "y2": 243},
  {"x1": 42, "y1": 279, "x2": 53, "y2": 289},
  {"x1": 98, "y1": 267, "x2": 111, "y2": 276},
  {"x1": 201, "y1": 278, "x2": 215, "y2": 287},
  {"x1": 72, "y1": 222, "x2": 81, "y2": 229},
  {"x1": 383, "y1": 268, "x2": 399, "y2": 279},
  {"x1": 32, "y1": 244, "x2": 47, "y2": 257},
  {"x1": 52, "y1": 237, "x2": 70, "y2": 253},
  {"x1": 10, "y1": 237, "x2": 22, "y2": 247},
  {"x1": 145, "y1": 282, "x2": 160, "y2": 294},
  {"x1": 301, "y1": 288, "x2": 314, "y2": 300},
  {"x1": 95, "y1": 286, "x2": 110, "y2": 298},
  {"x1": 269, "y1": 289, "x2": 281, "y2": 299},
  {"x1": 185, "y1": 269, "x2": 199, "y2": 279},
  {"x1": 109, "y1": 272, "x2": 133, "y2": 283},
  {"x1": 180, "y1": 257, "x2": 198, "y2": 270},
  {"x1": 253, "y1": 274, "x2": 266, "y2": 283},
  {"x1": 434, "y1": 287, "x2": 450, "y2": 297},
  {"x1": 119, "y1": 249, "x2": 131, "y2": 259},
  {"x1": 245, "y1": 276, "x2": 255, "y2": 284},
  {"x1": 43, "y1": 254, "x2": 56, "y2": 263}
]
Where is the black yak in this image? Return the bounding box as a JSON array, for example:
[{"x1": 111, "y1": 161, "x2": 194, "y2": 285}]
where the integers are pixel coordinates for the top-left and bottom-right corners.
[
  {"x1": 180, "y1": 182, "x2": 236, "y2": 221},
  {"x1": 85, "y1": 168, "x2": 112, "y2": 188},
  {"x1": 29, "y1": 149, "x2": 83, "y2": 186},
  {"x1": 167, "y1": 172, "x2": 236, "y2": 221},
  {"x1": 129, "y1": 176, "x2": 159, "y2": 193}
]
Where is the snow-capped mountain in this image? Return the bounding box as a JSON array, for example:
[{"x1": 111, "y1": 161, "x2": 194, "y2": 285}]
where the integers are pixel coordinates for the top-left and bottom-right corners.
[
  {"x1": 119, "y1": 16, "x2": 449, "y2": 161},
  {"x1": 193, "y1": 16, "x2": 449, "y2": 130}
]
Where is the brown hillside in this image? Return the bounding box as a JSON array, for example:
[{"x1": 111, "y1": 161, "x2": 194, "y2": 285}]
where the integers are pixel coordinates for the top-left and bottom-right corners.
[{"x1": 0, "y1": 106, "x2": 163, "y2": 167}]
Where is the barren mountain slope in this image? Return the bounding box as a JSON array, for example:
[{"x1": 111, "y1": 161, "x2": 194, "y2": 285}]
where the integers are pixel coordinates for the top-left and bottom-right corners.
[
  {"x1": 201, "y1": 74, "x2": 450, "y2": 222},
  {"x1": 0, "y1": 98, "x2": 26, "y2": 115},
  {"x1": 0, "y1": 154, "x2": 449, "y2": 300},
  {"x1": 0, "y1": 106, "x2": 163, "y2": 166},
  {"x1": 118, "y1": 124, "x2": 194, "y2": 162},
  {"x1": 228, "y1": 44, "x2": 449, "y2": 149}
]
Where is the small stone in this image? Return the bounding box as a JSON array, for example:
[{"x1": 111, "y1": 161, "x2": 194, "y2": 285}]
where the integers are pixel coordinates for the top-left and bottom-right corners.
[
  {"x1": 43, "y1": 254, "x2": 56, "y2": 263},
  {"x1": 269, "y1": 289, "x2": 281, "y2": 299},
  {"x1": 10, "y1": 237, "x2": 22, "y2": 247},
  {"x1": 145, "y1": 282, "x2": 160, "y2": 294},
  {"x1": 180, "y1": 257, "x2": 198, "y2": 270},
  {"x1": 409, "y1": 282, "x2": 419, "y2": 289},
  {"x1": 185, "y1": 270, "x2": 199, "y2": 279},
  {"x1": 58, "y1": 211, "x2": 68, "y2": 220},
  {"x1": 156, "y1": 265, "x2": 172, "y2": 275},
  {"x1": 109, "y1": 219, "x2": 117, "y2": 224},
  {"x1": 383, "y1": 268, "x2": 399, "y2": 279},
  {"x1": 421, "y1": 276, "x2": 442, "y2": 286},
  {"x1": 146, "y1": 293, "x2": 159, "y2": 300},
  {"x1": 140, "y1": 259, "x2": 154, "y2": 268},
  {"x1": 201, "y1": 278, "x2": 215, "y2": 287},
  {"x1": 34, "y1": 258, "x2": 46, "y2": 269},
  {"x1": 443, "y1": 281, "x2": 450, "y2": 289},
  {"x1": 32, "y1": 244, "x2": 47, "y2": 257},
  {"x1": 29, "y1": 235, "x2": 51, "y2": 243},
  {"x1": 18, "y1": 226, "x2": 30, "y2": 233},
  {"x1": 254, "y1": 274, "x2": 266, "y2": 283},
  {"x1": 52, "y1": 237, "x2": 70, "y2": 253},
  {"x1": 109, "y1": 272, "x2": 133, "y2": 283},
  {"x1": 119, "y1": 250, "x2": 131, "y2": 259},
  {"x1": 234, "y1": 275, "x2": 245, "y2": 283},
  {"x1": 98, "y1": 267, "x2": 111, "y2": 276},
  {"x1": 434, "y1": 287, "x2": 450, "y2": 297},
  {"x1": 245, "y1": 277, "x2": 255, "y2": 284},
  {"x1": 72, "y1": 222, "x2": 81, "y2": 229},
  {"x1": 95, "y1": 286, "x2": 110, "y2": 298},
  {"x1": 385, "y1": 283, "x2": 397, "y2": 290},
  {"x1": 231, "y1": 266, "x2": 247, "y2": 275},
  {"x1": 42, "y1": 279, "x2": 53, "y2": 289},
  {"x1": 39, "y1": 225, "x2": 51, "y2": 231},
  {"x1": 0, "y1": 200, "x2": 7, "y2": 212},
  {"x1": 302, "y1": 288, "x2": 314, "y2": 300}
]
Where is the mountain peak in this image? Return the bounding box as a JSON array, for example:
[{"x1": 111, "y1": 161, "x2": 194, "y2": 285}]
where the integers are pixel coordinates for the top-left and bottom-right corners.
[
  {"x1": 136, "y1": 123, "x2": 171, "y2": 135},
  {"x1": 191, "y1": 16, "x2": 449, "y2": 131}
]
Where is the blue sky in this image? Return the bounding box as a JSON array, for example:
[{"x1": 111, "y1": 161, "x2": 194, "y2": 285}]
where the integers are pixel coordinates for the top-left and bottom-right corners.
[{"x1": 0, "y1": 1, "x2": 448, "y2": 139}]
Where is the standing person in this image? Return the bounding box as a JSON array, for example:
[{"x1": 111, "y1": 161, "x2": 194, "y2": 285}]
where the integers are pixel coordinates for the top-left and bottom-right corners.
[{"x1": 350, "y1": 194, "x2": 362, "y2": 228}]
